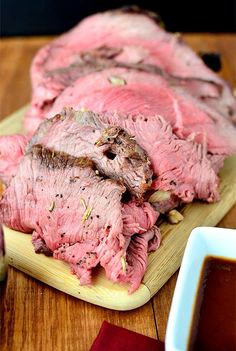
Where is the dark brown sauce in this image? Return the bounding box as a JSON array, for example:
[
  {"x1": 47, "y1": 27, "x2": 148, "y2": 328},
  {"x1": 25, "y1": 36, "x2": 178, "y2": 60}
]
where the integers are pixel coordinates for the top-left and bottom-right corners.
[{"x1": 188, "y1": 256, "x2": 236, "y2": 351}]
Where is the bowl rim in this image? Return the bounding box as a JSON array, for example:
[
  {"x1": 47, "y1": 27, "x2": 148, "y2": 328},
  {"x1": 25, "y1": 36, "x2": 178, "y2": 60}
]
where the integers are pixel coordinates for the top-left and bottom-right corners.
[{"x1": 165, "y1": 226, "x2": 236, "y2": 351}]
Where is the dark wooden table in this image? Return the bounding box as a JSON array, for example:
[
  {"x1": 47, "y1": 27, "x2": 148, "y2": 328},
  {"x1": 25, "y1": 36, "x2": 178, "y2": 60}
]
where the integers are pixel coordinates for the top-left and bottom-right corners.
[{"x1": 0, "y1": 34, "x2": 236, "y2": 351}]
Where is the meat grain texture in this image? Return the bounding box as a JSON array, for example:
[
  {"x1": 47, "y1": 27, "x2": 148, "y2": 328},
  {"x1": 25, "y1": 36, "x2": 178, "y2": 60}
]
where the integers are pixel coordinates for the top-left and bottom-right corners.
[
  {"x1": 0, "y1": 145, "x2": 159, "y2": 292},
  {"x1": 0, "y1": 8, "x2": 236, "y2": 293}
]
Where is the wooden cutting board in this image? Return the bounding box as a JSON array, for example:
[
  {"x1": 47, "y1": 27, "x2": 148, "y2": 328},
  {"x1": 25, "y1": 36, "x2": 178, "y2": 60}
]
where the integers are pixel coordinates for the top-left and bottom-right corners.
[{"x1": 1, "y1": 106, "x2": 236, "y2": 310}]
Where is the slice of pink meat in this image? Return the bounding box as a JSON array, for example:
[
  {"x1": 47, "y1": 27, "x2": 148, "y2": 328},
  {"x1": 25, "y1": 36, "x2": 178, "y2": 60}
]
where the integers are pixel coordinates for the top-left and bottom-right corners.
[
  {"x1": 45, "y1": 68, "x2": 236, "y2": 156},
  {"x1": 0, "y1": 134, "x2": 28, "y2": 183},
  {"x1": 26, "y1": 9, "x2": 236, "y2": 132}
]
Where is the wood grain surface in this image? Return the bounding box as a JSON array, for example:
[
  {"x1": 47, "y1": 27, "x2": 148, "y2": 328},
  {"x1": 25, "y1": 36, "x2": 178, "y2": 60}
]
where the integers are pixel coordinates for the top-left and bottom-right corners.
[{"x1": 0, "y1": 34, "x2": 236, "y2": 351}]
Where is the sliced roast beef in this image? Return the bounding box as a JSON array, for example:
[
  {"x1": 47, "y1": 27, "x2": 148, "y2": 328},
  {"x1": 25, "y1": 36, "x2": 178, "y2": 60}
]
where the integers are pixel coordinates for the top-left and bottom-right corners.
[
  {"x1": 0, "y1": 135, "x2": 28, "y2": 184},
  {"x1": 27, "y1": 108, "x2": 152, "y2": 199},
  {"x1": 45, "y1": 68, "x2": 236, "y2": 156},
  {"x1": 28, "y1": 44, "x2": 230, "y2": 122},
  {"x1": 51, "y1": 47, "x2": 236, "y2": 123},
  {"x1": 27, "y1": 107, "x2": 220, "y2": 204},
  {"x1": 0, "y1": 144, "x2": 160, "y2": 292},
  {"x1": 102, "y1": 113, "x2": 220, "y2": 203},
  {"x1": 26, "y1": 9, "x2": 236, "y2": 133},
  {"x1": 118, "y1": 226, "x2": 161, "y2": 292}
]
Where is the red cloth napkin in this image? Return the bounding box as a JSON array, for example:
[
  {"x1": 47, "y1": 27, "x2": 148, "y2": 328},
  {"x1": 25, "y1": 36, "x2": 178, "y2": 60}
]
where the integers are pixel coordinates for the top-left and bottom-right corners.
[{"x1": 90, "y1": 321, "x2": 165, "y2": 351}]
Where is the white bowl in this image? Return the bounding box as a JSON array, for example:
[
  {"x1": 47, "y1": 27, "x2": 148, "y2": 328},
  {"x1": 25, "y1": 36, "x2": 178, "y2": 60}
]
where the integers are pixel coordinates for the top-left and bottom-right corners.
[{"x1": 165, "y1": 226, "x2": 236, "y2": 351}]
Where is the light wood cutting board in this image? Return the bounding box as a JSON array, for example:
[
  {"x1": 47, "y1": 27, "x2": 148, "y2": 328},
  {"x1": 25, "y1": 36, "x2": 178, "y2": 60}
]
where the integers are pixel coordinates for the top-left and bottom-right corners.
[{"x1": 1, "y1": 106, "x2": 236, "y2": 310}]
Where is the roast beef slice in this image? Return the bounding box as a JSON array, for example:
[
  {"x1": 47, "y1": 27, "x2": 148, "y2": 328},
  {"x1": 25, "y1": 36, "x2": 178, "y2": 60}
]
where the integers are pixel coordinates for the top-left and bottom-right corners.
[
  {"x1": 32, "y1": 105, "x2": 221, "y2": 203},
  {"x1": 102, "y1": 112, "x2": 220, "y2": 203},
  {"x1": 0, "y1": 144, "x2": 159, "y2": 292},
  {"x1": 26, "y1": 9, "x2": 236, "y2": 133},
  {"x1": 45, "y1": 68, "x2": 236, "y2": 156},
  {"x1": 27, "y1": 108, "x2": 153, "y2": 199},
  {"x1": 29, "y1": 105, "x2": 220, "y2": 203},
  {"x1": 0, "y1": 135, "x2": 28, "y2": 184}
]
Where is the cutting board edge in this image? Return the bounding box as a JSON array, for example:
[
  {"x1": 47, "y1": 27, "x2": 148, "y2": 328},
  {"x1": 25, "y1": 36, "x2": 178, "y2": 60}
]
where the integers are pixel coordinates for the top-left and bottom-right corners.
[
  {"x1": 5, "y1": 227, "x2": 151, "y2": 311},
  {"x1": 145, "y1": 165, "x2": 236, "y2": 296}
]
